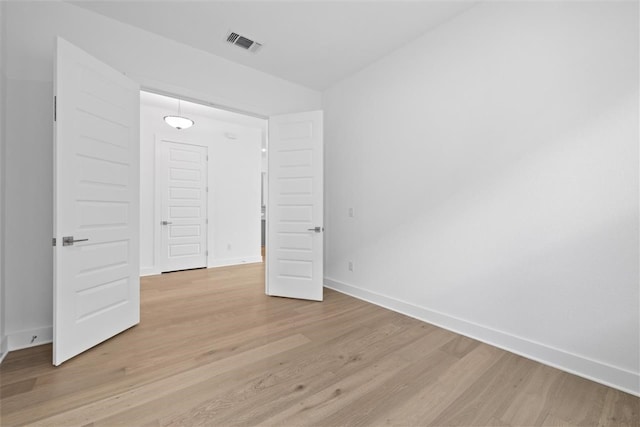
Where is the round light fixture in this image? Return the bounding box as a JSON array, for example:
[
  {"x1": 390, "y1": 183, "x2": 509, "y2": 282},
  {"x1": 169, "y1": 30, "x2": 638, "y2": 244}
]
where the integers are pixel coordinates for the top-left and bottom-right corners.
[
  {"x1": 164, "y1": 99, "x2": 194, "y2": 130},
  {"x1": 164, "y1": 115, "x2": 194, "y2": 130}
]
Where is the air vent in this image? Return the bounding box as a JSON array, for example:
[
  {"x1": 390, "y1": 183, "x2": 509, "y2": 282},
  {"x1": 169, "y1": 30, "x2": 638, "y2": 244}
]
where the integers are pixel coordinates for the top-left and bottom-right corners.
[{"x1": 226, "y1": 31, "x2": 263, "y2": 53}]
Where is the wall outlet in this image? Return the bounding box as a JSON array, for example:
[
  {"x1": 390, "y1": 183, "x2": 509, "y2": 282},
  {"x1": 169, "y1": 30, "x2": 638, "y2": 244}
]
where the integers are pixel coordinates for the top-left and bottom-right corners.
[
  {"x1": 348, "y1": 207, "x2": 354, "y2": 218},
  {"x1": 227, "y1": 243, "x2": 232, "y2": 251},
  {"x1": 348, "y1": 261, "x2": 354, "y2": 272}
]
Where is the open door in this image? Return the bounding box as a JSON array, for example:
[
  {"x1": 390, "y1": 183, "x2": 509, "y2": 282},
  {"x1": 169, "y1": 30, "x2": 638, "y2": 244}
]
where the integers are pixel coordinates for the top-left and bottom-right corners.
[
  {"x1": 266, "y1": 111, "x2": 323, "y2": 301},
  {"x1": 53, "y1": 38, "x2": 140, "y2": 365}
]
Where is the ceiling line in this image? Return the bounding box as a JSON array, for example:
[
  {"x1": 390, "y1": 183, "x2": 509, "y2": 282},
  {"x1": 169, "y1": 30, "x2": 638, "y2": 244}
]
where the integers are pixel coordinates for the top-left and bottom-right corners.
[{"x1": 141, "y1": 86, "x2": 269, "y2": 121}]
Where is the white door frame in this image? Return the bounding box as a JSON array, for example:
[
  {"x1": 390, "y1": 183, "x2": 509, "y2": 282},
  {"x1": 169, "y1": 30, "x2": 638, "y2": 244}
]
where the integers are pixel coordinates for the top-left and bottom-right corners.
[
  {"x1": 141, "y1": 87, "x2": 268, "y2": 121},
  {"x1": 154, "y1": 135, "x2": 209, "y2": 273},
  {"x1": 139, "y1": 89, "x2": 272, "y2": 280},
  {"x1": 140, "y1": 88, "x2": 269, "y2": 277}
]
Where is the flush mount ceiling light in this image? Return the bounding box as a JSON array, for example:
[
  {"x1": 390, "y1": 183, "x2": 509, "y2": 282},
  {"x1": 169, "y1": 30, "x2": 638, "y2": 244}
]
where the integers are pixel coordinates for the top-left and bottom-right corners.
[{"x1": 164, "y1": 99, "x2": 194, "y2": 130}]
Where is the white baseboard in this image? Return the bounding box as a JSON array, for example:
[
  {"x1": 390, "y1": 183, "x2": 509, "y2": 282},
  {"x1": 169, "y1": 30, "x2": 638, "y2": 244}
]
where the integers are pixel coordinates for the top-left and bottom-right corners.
[
  {"x1": 140, "y1": 267, "x2": 161, "y2": 277},
  {"x1": 208, "y1": 256, "x2": 263, "y2": 268},
  {"x1": 324, "y1": 277, "x2": 640, "y2": 397},
  {"x1": 141, "y1": 256, "x2": 264, "y2": 276},
  {"x1": 7, "y1": 326, "x2": 53, "y2": 352},
  {"x1": 0, "y1": 335, "x2": 8, "y2": 363}
]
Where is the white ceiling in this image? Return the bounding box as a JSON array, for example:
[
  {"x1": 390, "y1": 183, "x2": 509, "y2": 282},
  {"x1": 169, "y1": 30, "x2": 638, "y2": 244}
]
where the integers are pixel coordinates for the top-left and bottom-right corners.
[{"x1": 69, "y1": 1, "x2": 476, "y2": 90}]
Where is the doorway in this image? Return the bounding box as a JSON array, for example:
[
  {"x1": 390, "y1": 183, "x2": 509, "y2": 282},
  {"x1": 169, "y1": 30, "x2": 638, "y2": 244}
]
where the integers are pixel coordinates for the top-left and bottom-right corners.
[
  {"x1": 139, "y1": 91, "x2": 267, "y2": 276},
  {"x1": 52, "y1": 38, "x2": 323, "y2": 366}
]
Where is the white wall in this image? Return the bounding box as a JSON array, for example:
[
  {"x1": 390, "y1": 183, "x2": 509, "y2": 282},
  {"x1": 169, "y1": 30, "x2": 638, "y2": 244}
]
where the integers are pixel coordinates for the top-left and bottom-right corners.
[
  {"x1": 323, "y1": 1, "x2": 639, "y2": 395},
  {"x1": 3, "y1": 0, "x2": 321, "y2": 351},
  {"x1": 4, "y1": 2, "x2": 320, "y2": 116},
  {"x1": 0, "y1": 0, "x2": 7, "y2": 360},
  {"x1": 140, "y1": 97, "x2": 263, "y2": 275}
]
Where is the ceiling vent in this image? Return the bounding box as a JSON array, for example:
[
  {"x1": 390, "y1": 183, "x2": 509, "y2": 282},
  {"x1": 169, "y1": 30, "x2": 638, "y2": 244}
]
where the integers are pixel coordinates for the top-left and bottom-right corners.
[{"x1": 226, "y1": 31, "x2": 263, "y2": 53}]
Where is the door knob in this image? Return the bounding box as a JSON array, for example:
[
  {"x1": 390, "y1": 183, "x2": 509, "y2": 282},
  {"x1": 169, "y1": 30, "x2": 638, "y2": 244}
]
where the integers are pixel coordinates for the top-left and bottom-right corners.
[
  {"x1": 307, "y1": 226, "x2": 323, "y2": 233},
  {"x1": 161, "y1": 221, "x2": 173, "y2": 225},
  {"x1": 62, "y1": 236, "x2": 89, "y2": 246}
]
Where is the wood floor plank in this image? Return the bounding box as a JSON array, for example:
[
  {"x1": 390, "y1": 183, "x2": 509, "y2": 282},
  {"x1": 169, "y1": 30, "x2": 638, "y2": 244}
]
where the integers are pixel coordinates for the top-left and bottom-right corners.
[
  {"x1": 258, "y1": 329, "x2": 457, "y2": 427},
  {"x1": 315, "y1": 349, "x2": 459, "y2": 427},
  {"x1": 0, "y1": 263, "x2": 637, "y2": 426},
  {"x1": 440, "y1": 334, "x2": 481, "y2": 359},
  {"x1": 92, "y1": 324, "x2": 388, "y2": 426},
  {"x1": 496, "y1": 363, "x2": 561, "y2": 426},
  {"x1": 598, "y1": 388, "x2": 640, "y2": 427},
  {"x1": 428, "y1": 352, "x2": 540, "y2": 426},
  {"x1": 382, "y1": 341, "x2": 503, "y2": 426},
  {"x1": 0, "y1": 377, "x2": 37, "y2": 399},
  {"x1": 25, "y1": 334, "x2": 311, "y2": 426},
  {"x1": 543, "y1": 372, "x2": 612, "y2": 426},
  {"x1": 160, "y1": 321, "x2": 442, "y2": 426}
]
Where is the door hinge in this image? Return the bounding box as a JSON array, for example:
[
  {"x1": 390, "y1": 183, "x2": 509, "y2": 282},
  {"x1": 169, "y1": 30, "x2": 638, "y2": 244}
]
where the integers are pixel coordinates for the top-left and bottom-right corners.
[
  {"x1": 52, "y1": 237, "x2": 56, "y2": 246},
  {"x1": 205, "y1": 250, "x2": 209, "y2": 256},
  {"x1": 205, "y1": 218, "x2": 208, "y2": 224},
  {"x1": 53, "y1": 96, "x2": 57, "y2": 122},
  {"x1": 206, "y1": 186, "x2": 209, "y2": 193},
  {"x1": 206, "y1": 155, "x2": 209, "y2": 161}
]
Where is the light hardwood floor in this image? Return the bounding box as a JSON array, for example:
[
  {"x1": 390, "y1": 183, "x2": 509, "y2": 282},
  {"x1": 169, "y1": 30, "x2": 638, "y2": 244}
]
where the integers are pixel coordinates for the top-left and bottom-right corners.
[{"x1": 1, "y1": 263, "x2": 638, "y2": 426}]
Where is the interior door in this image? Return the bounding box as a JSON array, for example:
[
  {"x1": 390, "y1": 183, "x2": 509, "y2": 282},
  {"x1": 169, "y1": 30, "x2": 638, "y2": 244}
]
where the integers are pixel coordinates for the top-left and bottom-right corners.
[
  {"x1": 267, "y1": 111, "x2": 323, "y2": 301},
  {"x1": 53, "y1": 37, "x2": 140, "y2": 365},
  {"x1": 159, "y1": 139, "x2": 208, "y2": 272}
]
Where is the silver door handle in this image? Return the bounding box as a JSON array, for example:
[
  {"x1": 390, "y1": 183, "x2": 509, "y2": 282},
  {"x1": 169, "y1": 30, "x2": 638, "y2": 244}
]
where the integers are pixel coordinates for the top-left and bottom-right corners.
[
  {"x1": 62, "y1": 236, "x2": 89, "y2": 246},
  {"x1": 307, "y1": 226, "x2": 324, "y2": 233},
  {"x1": 161, "y1": 221, "x2": 173, "y2": 225}
]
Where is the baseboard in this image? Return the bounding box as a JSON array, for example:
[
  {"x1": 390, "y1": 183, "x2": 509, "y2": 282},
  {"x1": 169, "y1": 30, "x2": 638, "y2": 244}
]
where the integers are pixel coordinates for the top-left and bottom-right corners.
[
  {"x1": 7, "y1": 326, "x2": 53, "y2": 352},
  {"x1": 324, "y1": 277, "x2": 640, "y2": 397},
  {"x1": 140, "y1": 267, "x2": 160, "y2": 277},
  {"x1": 208, "y1": 256, "x2": 263, "y2": 268},
  {"x1": 142, "y1": 256, "x2": 264, "y2": 275},
  {"x1": 0, "y1": 335, "x2": 8, "y2": 363}
]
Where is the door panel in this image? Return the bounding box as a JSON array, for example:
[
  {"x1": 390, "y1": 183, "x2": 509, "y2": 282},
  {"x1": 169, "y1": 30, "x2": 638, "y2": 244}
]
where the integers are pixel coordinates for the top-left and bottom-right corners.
[
  {"x1": 53, "y1": 38, "x2": 140, "y2": 365},
  {"x1": 267, "y1": 111, "x2": 323, "y2": 301},
  {"x1": 159, "y1": 140, "x2": 208, "y2": 272}
]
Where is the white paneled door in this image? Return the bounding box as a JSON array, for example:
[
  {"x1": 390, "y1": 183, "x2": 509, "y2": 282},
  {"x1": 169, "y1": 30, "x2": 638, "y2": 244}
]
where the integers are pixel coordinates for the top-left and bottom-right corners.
[
  {"x1": 267, "y1": 111, "x2": 324, "y2": 301},
  {"x1": 53, "y1": 38, "x2": 140, "y2": 365},
  {"x1": 159, "y1": 140, "x2": 208, "y2": 272}
]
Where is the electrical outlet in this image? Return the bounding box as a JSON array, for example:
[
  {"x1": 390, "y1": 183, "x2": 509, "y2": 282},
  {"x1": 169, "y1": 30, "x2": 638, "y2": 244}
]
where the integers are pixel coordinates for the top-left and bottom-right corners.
[
  {"x1": 348, "y1": 207, "x2": 354, "y2": 218},
  {"x1": 348, "y1": 261, "x2": 353, "y2": 272},
  {"x1": 227, "y1": 243, "x2": 232, "y2": 251}
]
